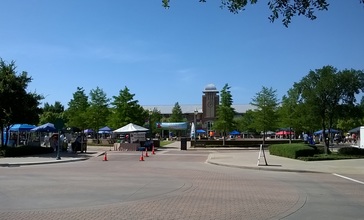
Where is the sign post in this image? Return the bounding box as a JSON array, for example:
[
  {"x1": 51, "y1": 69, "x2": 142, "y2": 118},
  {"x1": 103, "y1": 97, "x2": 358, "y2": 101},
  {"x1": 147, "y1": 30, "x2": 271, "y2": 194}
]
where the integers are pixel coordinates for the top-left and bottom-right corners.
[
  {"x1": 257, "y1": 144, "x2": 268, "y2": 166},
  {"x1": 54, "y1": 119, "x2": 65, "y2": 160}
]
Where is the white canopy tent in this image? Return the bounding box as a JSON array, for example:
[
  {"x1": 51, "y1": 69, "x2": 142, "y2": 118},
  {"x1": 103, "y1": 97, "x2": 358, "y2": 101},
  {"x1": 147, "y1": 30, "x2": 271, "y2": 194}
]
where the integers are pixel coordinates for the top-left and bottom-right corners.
[{"x1": 113, "y1": 123, "x2": 149, "y2": 133}]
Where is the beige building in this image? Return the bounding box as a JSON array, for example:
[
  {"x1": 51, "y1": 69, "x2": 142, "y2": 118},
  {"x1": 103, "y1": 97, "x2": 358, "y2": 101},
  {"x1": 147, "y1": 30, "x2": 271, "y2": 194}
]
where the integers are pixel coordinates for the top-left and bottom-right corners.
[{"x1": 143, "y1": 84, "x2": 256, "y2": 134}]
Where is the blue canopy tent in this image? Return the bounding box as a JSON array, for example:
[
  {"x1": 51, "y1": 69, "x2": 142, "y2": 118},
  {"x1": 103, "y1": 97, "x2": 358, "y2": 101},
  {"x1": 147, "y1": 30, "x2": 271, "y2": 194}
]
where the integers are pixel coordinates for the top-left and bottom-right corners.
[
  {"x1": 84, "y1": 129, "x2": 94, "y2": 133},
  {"x1": 9, "y1": 124, "x2": 36, "y2": 131},
  {"x1": 31, "y1": 123, "x2": 57, "y2": 132},
  {"x1": 313, "y1": 129, "x2": 340, "y2": 135},
  {"x1": 98, "y1": 126, "x2": 113, "y2": 134},
  {"x1": 5, "y1": 124, "x2": 36, "y2": 146},
  {"x1": 229, "y1": 130, "x2": 240, "y2": 135},
  {"x1": 196, "y1": 129, "x2": 206, "y2": 133}
]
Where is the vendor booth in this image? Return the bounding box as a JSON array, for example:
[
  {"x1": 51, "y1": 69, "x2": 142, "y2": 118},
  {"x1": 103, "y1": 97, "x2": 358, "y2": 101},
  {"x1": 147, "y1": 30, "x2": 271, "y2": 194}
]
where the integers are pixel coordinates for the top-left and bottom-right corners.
[{"x1": 113, "y1": 123, "x2": 149, "y2": 151}]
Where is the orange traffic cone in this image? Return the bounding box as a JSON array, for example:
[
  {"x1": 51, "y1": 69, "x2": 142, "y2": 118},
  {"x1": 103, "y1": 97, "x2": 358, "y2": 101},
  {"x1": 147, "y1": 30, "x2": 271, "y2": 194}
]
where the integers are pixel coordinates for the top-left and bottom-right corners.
[
  {"x1": 145, "y1": 148, "x2": 149, "y2": 157},
  {"x1": 152, "y1": 145, "x2": 156, "y2": 155},
  {"x1": 139, "y1": 151, "x2": 144, "y2": 161},
  {"x1": 103, "y1": 151, "x2": 108, "y2": 161}
]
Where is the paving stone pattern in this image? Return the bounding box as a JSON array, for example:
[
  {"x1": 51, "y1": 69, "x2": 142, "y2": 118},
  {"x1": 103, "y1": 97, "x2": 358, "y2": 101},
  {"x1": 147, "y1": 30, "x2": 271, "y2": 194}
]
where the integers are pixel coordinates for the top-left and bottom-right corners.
[{"x1": 0, "y1": 152, "x2": 302, "y2": 220}]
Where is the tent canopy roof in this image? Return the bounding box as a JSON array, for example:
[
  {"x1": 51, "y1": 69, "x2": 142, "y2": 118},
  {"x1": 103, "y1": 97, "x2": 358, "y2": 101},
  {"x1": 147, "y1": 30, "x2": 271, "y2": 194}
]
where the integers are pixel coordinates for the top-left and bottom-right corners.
[
  {"x1": 114, "y1": 123, "x2": 149, "y2": 133},
  {"x1": 99, "y1": 126, "x2": 112, "y2": 132},
  {"x1": 9, "y1": 124, "x2": 36, "y2": 131}
]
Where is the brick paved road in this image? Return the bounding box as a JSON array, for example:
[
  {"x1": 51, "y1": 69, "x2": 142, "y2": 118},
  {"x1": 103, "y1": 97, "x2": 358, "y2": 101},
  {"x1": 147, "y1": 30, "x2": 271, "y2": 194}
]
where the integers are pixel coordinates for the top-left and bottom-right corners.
[{"x1": 0, "y1": 150, "x2": 309, "y2": 220}]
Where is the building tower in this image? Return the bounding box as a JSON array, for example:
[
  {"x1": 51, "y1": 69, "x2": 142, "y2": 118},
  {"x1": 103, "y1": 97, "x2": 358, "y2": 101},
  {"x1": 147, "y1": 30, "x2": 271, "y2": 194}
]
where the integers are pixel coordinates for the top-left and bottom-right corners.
[{"x1": 202, "y1": 84, "x2": 219, "y2": 134}]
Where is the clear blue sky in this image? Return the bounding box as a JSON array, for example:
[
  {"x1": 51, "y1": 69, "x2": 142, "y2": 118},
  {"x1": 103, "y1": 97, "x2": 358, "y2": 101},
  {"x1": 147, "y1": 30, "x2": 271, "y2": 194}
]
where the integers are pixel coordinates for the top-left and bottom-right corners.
[{"x1": 1, "y1": 1, "x2": 363, "y2": 108}]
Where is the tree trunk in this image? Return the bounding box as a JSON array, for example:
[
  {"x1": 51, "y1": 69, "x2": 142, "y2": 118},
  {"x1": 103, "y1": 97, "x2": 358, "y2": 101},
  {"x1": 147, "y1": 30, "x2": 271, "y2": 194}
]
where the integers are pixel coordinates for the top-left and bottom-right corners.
[
  {"x1": 289, "y1": 127, "x2": 292, "y2": 144},
  {"x1": 222, "y1": 130, "x2": 226, "y2": 146},
  {"x1": 322, "y1": 130, "x2": 329, "y2": 155}
]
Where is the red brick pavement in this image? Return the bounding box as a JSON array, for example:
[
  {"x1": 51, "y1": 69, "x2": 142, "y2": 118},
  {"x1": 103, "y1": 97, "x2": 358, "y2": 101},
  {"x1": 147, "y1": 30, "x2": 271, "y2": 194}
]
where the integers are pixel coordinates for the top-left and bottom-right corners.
[{"x1": 0, "y1": 152, "x2": 304, "y2": 220}]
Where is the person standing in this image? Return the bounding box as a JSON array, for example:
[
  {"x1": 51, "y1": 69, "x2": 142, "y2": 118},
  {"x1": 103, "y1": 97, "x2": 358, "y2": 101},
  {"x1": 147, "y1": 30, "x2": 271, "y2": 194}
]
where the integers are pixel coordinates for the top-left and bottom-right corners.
[{"x1": 50, "y1": 135, "x2": 58, "y2": 152}]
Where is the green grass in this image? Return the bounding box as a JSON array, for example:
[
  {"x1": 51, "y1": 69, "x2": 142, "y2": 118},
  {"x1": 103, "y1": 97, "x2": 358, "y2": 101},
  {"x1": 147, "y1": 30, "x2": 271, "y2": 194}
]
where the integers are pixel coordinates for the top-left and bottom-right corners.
[{"x1": 159, "y1": 140, "x2": 175, "y2": 147}]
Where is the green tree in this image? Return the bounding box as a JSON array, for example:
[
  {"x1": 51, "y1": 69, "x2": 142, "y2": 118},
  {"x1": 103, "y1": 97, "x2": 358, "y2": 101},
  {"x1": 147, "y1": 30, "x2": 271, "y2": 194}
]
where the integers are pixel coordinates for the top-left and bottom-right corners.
[
  {"x1": 292, "y1": 66, "x2": 364, "y2": 152},
  {"x1": 277, "y1": 87, "x2": 317, "y2": 143},
  {"x1": 236, "y1": 109, "x2": 256, "y2": 134},
  {"x1": 213, "y1": 84, "x2": 235, "y2": 145},
  {"x1": 144, "y1": 108, "x2": 162, "y2": 138},
  {"x1": 0, "y1": 59, "x2": 43, "y2": 147},
  {"x1": 64, "y1": 87, "x2": 90, "y2": 130},
  {"x1": 109, "y1": 86, "x2": 147, "y2": 129},
  {"x1": 162, "y1": 0, "x2": 364, "y2": 27},
  {"x1": 39, "y1": 101, "x2": 65, "y2": 125},
  {"x1": 169, "y1": 102, "x2": 184, "y2": 122},
  {"x1": 87, "y1": 87, "x2": 110, "y2": 139},
  {"x1": 250, "y1": 86, "x2": 279, "y2": 145}
]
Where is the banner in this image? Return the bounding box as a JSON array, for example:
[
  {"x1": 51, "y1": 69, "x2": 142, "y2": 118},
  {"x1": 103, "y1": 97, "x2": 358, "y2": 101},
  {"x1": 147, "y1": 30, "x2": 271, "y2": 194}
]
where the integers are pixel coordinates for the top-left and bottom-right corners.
[{"x1": 156, "y1": 122, "x2": 188, "y2": 130}]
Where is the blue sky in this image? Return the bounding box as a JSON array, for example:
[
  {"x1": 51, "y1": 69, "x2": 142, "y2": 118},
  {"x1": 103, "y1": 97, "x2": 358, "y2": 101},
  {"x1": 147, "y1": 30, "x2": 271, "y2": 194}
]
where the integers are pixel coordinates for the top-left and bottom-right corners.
[{"x1": 1, "y1": 1, "x2": 363, "y2": 108}]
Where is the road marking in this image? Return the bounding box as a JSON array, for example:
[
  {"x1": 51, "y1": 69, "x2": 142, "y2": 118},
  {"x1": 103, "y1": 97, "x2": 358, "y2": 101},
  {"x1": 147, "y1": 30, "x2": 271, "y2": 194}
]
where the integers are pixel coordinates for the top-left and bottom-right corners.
[{"x1": 333, "y1": 173, "x2": 364, "y2": 185}]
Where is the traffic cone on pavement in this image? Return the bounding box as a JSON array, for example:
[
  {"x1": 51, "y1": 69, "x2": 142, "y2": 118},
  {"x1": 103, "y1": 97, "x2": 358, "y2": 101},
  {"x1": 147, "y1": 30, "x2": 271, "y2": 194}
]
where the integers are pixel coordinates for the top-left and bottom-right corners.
[
  {"x1": 103, "y1": 151, "x2": 108, "y2": 161},
  {"x1": 152, "y1": 145, "x2": 156, "y2": 155},
  {"x1": 145, "y1": 148, "x2": 149, "y2": 157},
  {"x1": 139, "y1": 151, "x2": 144, "y2": 161}
]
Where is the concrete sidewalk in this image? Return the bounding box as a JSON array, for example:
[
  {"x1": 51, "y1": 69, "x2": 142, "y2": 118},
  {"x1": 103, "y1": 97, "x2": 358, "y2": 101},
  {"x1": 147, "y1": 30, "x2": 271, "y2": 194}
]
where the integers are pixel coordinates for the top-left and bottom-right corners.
[
  {"x1": 207, "y1": 150, "x2": 364, "y2": 175},
  {"x1": 1, "y1": 142, "x2": 364, "y2": 175},
  {"x1": 164, "y1": 141, "x2": 364, "y2": 175},
  {"x1": 0, "y1": 148, "x2": 105, "y2": 167}
]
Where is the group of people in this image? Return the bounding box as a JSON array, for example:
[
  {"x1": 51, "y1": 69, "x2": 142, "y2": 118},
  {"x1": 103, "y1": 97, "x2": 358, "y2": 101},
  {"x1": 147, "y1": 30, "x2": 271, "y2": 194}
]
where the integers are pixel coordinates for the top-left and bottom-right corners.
[{"x1": 43, "y1": 133, "x2": 83, "y2": 152}]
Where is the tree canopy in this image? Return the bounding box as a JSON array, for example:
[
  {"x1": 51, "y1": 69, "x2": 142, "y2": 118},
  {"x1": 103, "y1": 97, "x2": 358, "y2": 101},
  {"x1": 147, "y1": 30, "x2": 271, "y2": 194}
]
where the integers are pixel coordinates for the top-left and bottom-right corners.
[
  {"x1": 0, "y1": 58, "x2": 42, "y2": 147},
  {"x1": 162, "y1": 0, "x2": 364, "y2": 27},
  {"x1": 250, "y1": 86, "x2": 279, "y2": 144},
  {"x1": 87, "y1": 87, "x2": 110, "y2": 132},
  {"x1": 214, "y1": 84, "x2": 235, "y2": 144},
  {"x1": 108, "y1": 86, "x2": 147, "y2": 129},
  {"x1": 64, "y1": 87, "x2": 89, "y2": 130},
  {"x1": 291, "y1": 66, "x2": 364, "y2": 151},
  {"x1": 169, "y1": 102, "x2": 184, "y2": 122},
  {"x1": 39, "y1": 101, "x2": 65, "y2": 125}
]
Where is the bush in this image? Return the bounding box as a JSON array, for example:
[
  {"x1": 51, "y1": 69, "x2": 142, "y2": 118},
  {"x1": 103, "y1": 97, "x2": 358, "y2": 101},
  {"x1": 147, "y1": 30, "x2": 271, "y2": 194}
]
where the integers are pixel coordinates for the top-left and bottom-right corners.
[
  {"x1": 269, "y1": 143, "x2": 316, "y2": 159},
  {"x1": 338, "y1": 147, "x2": 364, "y2": 156},
  {"x1": 0, "y1": 146, "x2": 54, "y2": 157},
  {"x1": 311, "y1": 144, "x2": 331, "y2": 154}
]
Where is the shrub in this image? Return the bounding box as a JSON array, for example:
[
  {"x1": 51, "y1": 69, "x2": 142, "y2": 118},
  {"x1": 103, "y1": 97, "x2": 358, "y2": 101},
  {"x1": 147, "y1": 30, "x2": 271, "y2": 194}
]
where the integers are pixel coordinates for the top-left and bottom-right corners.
[
  {"x1": 338, "y1": 147, "x2": 364, "y2": 156},
  {"x1": 312, "y1": 144, "x2": 331, "y2": 154},
  {"x1": 269, "y1": 143, "x2": 316, "y2": 159},
  {"x1": 1, "y1": 146, "x2": 54, "y2": 157}
]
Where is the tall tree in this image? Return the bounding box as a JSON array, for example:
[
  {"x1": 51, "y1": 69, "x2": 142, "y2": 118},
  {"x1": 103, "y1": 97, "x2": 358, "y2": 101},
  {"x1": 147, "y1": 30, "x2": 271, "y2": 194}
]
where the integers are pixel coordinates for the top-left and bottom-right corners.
[
  {"x1": 64, "y1": 87, "x2": 90, "y2": 130},
  {"x1": 162, "y1": 0, "x2": 364, "y2": 27},
  {"x1": 250, "y1": 86, "x2": 279, "y2": 145},
  {"x1": 144, "y1": 108, "x2": 162, "y2": 138},
  {"x1": 236, "y1": 109, "x2": 257, "y2": 135},
  {"x1": 213, "y1": 84, "x2": 235, "y2": 145},
  {"x1": 293, "y1": 66, "x2": 364, "y2": 152},
  {"x1": 277, "y1": 87, "x2": 319, "y2": 143},
  {"x1": 109, "y1": 86, "x2": 147, "y2": 128},
  {"x1": 0, "y1": 58, "x2": 43, "y2": 147},
  {"x1": 168, "y1": 102, "x2": 184, "y2": 122},
  {"x1": 87, "y1": 87, "x2": 110, "y2": 139},
  {"x1": 39, "y1": 101, "x2": 65, "y2": 125}
]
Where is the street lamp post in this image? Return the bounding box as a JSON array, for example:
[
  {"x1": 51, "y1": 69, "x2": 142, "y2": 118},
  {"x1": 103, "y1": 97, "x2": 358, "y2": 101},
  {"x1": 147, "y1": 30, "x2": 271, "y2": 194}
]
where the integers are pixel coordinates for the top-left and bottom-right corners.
[
  {"x1": 194, "y1": 108, "x2": 198, "y2": 144},
  {"x1": 149, "y1": 109, "x2": 153, "y2": 140}
]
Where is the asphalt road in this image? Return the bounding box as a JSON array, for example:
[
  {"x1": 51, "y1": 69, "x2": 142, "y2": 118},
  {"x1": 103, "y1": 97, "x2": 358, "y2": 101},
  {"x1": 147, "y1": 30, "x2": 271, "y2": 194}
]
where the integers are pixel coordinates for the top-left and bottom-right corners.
[{"x1": 0, "y1": 149, "x2": 363, "y2": 220}]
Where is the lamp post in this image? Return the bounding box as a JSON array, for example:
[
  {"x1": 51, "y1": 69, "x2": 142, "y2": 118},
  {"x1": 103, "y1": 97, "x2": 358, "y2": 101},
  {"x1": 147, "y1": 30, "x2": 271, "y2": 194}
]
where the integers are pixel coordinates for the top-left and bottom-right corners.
[
  {"x1": 194, "y1": 108, "x2": 198, "y2": 144},
  {"x1": 149, "y1": 109, "x2": 153, "y2": 140}
]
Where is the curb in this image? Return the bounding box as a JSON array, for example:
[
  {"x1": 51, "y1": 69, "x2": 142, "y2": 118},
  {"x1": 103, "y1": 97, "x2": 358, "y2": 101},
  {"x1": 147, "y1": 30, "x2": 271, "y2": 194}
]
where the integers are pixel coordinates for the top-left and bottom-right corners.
[
  {"x1": 206, "y1": 160, "x2": 326, "y2": 174},
  {"x1": 0, "y1": 157, "x2": 88, "y2": 167},
  {"x1": 0, "y1": 151, "x2": 104, "y2": 167}
]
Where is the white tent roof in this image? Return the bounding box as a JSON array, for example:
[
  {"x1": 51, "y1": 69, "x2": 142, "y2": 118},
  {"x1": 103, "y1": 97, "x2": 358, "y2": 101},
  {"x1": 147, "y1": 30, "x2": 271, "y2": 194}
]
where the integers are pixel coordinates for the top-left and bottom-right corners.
[{"x1": 113, "y1": 123, "x2": 149, "y2": 133}]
